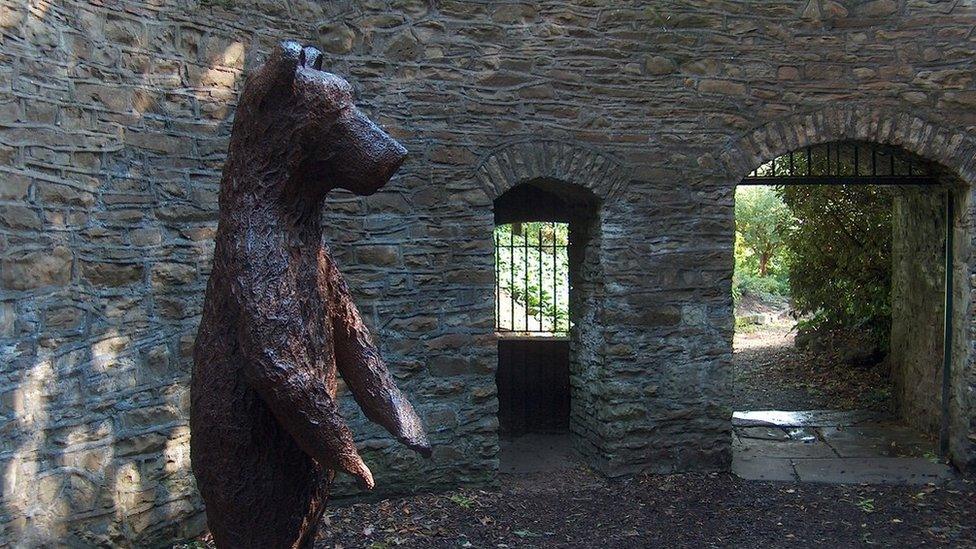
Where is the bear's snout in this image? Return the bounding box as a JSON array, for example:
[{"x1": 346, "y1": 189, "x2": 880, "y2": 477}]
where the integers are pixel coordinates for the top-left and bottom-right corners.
[{"x1": 327, "y1": 107, "x2": 408, "y2": 196}]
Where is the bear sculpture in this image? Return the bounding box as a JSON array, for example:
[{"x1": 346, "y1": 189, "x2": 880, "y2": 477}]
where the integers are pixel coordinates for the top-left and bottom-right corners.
[{"x1": 190, "y1": 40, "x2": 430, "y2": 548}]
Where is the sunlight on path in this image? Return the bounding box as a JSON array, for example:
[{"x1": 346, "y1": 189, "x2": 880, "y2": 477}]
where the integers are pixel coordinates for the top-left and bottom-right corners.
[{"x1": 733, "y1": 321, "x2": 795, "y2": 352}]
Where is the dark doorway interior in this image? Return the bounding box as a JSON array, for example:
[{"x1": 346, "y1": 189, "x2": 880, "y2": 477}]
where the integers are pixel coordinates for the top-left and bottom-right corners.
[{"x1": 496, "y1": 338, "x2": 570, "y2": 434}]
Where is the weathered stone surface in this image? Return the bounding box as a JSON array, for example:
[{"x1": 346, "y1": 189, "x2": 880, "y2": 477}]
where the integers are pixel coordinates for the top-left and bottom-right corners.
[
  {"x1": 644, "y1": 55, "x2": 676, "y2": 76},
  {"x1": 82, "y1": 262, "x2": 143, "y2": 287},
  {"x1": 3, "y1": 0, "x2": 976, "y2": 546},
  {"x1": 318, "y1": 22, "x2": 356, "y2": 54},
  {"x1": 0, "y1": 205, "x2": 41, "y2": 230},
  {"x1": 699, "y1": 79, "x2": 748, "y2": 96},
  {"x1": 150, "y1": 262, "x2": 196, "y2": 288},
  {"x1": 2, "y1": 246, "x2": 72, "y2": 290},
  {"x1": 891, "y1": 189, "x2": 947, "y2": 436}
]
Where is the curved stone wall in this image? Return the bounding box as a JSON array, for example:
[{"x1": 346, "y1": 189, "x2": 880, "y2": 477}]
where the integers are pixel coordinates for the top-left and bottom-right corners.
[{"x1": 2, "y1": 0, "x2": 976, "y2": 545}]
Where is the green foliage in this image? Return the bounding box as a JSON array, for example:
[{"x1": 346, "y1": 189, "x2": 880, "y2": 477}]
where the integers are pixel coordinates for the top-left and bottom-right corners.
[
  {"x1": 856, "y1": 498, "x2": 877, "y2": 513},
  {"x1": 734, "y1": 186, "x2": 793, "y2": 301},
  {"x1": 779, "y1": 185, "x2": 893, "y2": 350},
  {"x1": 733, "y1": 181, "x2": 893, "y2": 353},
  {"x1": 735, "y1": 186, "x2": 794, "y2": 278},
  {"x1": 736, "y1": 271, "x2": 790, "y2": 298},
  {"x1": 449, "y1": 494, "x2": 474, "y2": 509},
  {"x1": 495, "y1": 222, "x2": 570, "y2": 333}
]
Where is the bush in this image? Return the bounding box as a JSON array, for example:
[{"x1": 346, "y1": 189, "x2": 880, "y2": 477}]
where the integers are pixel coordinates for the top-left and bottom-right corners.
[
  {"x1": 736, "y1": 271, "x2": 790, "y2": 298},
  {"x1": 779, "y1": 185, "x2": 893, "y2": 351}
]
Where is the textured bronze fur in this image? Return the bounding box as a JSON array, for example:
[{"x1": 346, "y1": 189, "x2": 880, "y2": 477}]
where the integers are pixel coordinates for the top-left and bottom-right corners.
[{"x1": 190, "y1": 40, "x2": 430, "y2": 548}]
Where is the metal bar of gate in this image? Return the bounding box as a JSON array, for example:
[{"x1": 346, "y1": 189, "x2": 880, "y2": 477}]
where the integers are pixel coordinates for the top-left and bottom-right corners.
[
  {"x1": 538, "y1": 226, "x2": 543, "y2": 332},
  {"x1": 940, "y1": 190, "x2": 954, "y2": 459},
  {"x1": 740, "y1": 175, "x2": 939, "y2": 186},
  {"x1": 495, "y1": 231, "x2": 500, "y2": 330},
  {"x1": 552, "y1": 228, "x2": 559, "y2": 332},
  {"x1": 523, "y1": 230, "x2": 528, "y2": 332},
  {"x1": 510, "y1": 228, "x2": 514, "y2": 331}
]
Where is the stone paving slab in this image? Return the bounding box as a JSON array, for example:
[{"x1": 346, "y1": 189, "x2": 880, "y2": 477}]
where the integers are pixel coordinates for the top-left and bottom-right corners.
[
  {"x1": 792, "y1": 457, "x2": 955, "y2": 485},
  {"x1": 731, "y1": 455, "x2": 798, "y2": 482},
  {"x1": 732, "y1": 410, "x2": 955, "y2": 485},
  {"x1": 736, "y1": 426, "x2": 791, "y2": 441},
  {"x1": 819, "y1": 425, "x2": 935, "y2": 458},
  {"x1": 734, "y1": 433, "x2": 838, "y2": 459}
]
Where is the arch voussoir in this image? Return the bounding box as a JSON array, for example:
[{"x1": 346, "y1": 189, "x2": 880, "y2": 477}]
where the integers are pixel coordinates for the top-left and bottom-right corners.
[
  {"x1": 474, "y1": 139, "x2": 631, "y2": 203},
  {"x1": 719, "y1": 104, "x2": 976, "y2": 187}
]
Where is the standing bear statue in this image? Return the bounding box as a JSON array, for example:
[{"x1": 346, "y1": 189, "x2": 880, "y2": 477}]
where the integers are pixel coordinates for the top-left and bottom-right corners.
[{"x1": 190, "y1": 40, "x2": 430, "y2": 548}]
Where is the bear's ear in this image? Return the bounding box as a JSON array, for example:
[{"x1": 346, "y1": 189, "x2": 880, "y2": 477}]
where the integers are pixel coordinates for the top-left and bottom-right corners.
[
  {"x1": 268, "y1": 40, "x2": 303, "y2": 86},
  {"x1": 299, "y1": 45, "x2": 324, "y2": 71}
]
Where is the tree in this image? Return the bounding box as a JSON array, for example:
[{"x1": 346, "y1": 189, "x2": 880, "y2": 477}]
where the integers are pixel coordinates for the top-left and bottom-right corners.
[{"x1": 735, "y1": 186, "x2": 793, "y2": 277}]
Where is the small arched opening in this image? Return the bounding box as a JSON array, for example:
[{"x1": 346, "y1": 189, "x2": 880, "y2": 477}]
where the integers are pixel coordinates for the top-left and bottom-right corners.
[{"x1": 493, "y1": 178, "x2": 599, "y2": 471}]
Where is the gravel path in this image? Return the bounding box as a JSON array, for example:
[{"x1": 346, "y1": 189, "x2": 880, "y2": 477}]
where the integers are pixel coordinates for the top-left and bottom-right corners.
[{"x1": 733, "y1": 323, "x2": 893, "y2": 413}]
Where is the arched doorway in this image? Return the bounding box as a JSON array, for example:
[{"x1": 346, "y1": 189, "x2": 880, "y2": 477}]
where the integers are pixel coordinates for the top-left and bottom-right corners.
[
  {"x1": 493, "y1": 179, "x2": 598, "y2": 473},
  {"x1": 730, "y1": 140, "x2": 966, "y2": 482},
  {"x1": 473, "y1": 140, "x2": 629, "y2": 476}
]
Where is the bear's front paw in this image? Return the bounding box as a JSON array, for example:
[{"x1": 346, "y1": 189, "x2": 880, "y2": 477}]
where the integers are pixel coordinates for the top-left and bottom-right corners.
[{"x1": 350, "y1": 458, "x2": 375, "y2": 491}]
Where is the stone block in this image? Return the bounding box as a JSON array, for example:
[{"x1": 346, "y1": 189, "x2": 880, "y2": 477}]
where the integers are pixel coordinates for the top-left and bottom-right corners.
[
  {"x1": 82, "y1": 262, "x2": 143, "y2": 287},
  {"x1": 356, "y1": 245, "x2": 400, "y2": 266},
  {"x1": 385, "y1": 30, "x2": 420, "y2": 61},
  {"x1": 428, "y1": 356, "x2": 490, "y2": 377},
  {"x1": 43, "y1": 305, "x2": 84, "y2": 331},
  {"x1": 151, "y1": 262, "x2": 196, "y2": 288},
  {"x1": 644, "y1": 55, "x2": 676, "y2": 76},
  {"x1": 699, "y1": 79, "x2": 747, "y2": 96},
  {"x1": 430, "y1": 145, "x2": 476, "y2": 165},
  {"x1": 317, "y1": 23, "x2": 356, "y2": 54},
  {"x1": 0, "y1": 205, "x2": 41, "y2": 230},
  {"x1": 115, "y1": 433, "x2": 168, "y2": 457},
  {"x1": 2, "y1": 246, "x2": 72, "y2": 290},
  {"x1": 0, "y1": 173, "x2": 30, "y2": 200}
]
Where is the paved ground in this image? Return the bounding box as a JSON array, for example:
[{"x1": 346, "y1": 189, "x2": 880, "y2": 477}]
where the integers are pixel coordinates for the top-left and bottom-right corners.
[
  {"x1": 730, "y1": 321, "x2": 955, "y2": 485},
  {"x1": 731, "y1": 409, "x2": 954, "y2": 484}
]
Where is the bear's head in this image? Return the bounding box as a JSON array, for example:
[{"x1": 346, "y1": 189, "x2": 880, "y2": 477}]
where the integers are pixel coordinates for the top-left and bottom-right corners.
[{"x1": 232, "y1": 40, "x2": 407, "y2": 199}]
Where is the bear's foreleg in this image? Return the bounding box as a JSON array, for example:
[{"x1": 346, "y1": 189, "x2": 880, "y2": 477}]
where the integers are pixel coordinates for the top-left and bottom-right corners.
[
  {"x1": 325, "y1": 254, "x2": 431, "y2": 456},
  {"x1": 234, "y1": 263, "x2": 376, "y2": 489}
]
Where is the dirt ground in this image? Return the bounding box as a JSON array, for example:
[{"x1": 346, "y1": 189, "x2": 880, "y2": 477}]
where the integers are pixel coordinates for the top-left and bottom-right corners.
[
  {"x1": 311, "y1": 468, "x2": 975, "y2": 548},
  {"x1": 182, "y1": 318, "x2": 961, "y2": 548},
  {"x1": 733, "y1": 322, "x2": 893, "y2": 413}
]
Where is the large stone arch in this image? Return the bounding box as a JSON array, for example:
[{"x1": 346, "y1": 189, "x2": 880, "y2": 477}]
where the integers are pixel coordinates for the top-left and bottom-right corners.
[
  {"x1": 474, "y1": 139, "x2": 631, "y2": 203},
  {"x1": 715, "y1": 104, "x2": 976, "y2": 185},
  {"x1": 714, "y1": 103, "x2": 976, "y2": 472}
]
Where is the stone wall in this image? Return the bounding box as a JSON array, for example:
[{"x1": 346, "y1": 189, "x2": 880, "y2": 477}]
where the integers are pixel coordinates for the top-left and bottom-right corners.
[
  {"x1": 891, "y1": 186, "x2": 947, "y2": 436},
  {"x1": 3, "y1": 0, "x2": 976, "y2": 545}
]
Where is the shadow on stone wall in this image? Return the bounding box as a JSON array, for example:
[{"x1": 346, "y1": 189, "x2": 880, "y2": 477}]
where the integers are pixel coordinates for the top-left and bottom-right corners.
[{"x1": 0, "y1": 1, "x2": 255, "y2": 544}]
